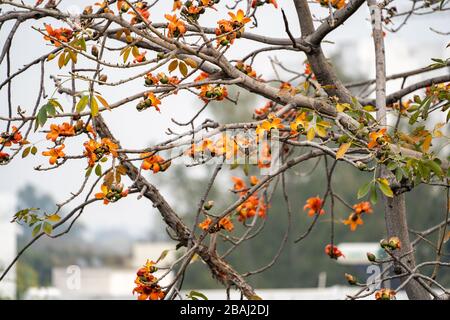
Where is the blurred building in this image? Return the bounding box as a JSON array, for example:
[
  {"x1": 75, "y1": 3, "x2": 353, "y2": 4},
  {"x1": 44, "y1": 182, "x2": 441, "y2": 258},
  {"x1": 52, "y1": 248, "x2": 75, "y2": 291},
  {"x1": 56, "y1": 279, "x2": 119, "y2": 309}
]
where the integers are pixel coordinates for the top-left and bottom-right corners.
[
  {"x1": 42, "y1": 242, "x2": 177, "y2": 299},
  {"x1": 0, "y1": 193, "x2": 17, "y2": 299}
]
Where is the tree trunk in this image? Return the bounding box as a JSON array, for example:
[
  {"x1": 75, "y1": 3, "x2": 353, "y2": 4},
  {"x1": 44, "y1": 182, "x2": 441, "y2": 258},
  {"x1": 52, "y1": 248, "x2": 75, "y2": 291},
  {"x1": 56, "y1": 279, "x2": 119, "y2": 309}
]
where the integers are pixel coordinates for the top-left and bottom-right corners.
[{"x1": 384, "y1": 193, "x2": 431, "y2": 299}]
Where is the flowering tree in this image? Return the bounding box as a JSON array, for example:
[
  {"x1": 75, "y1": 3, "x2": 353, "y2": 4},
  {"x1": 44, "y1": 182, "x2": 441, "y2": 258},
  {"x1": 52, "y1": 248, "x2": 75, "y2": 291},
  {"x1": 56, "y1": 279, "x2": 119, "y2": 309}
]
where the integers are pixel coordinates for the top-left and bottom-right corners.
[{"x1": 0, "y1": 0, "x2": 449, "y2": 300}]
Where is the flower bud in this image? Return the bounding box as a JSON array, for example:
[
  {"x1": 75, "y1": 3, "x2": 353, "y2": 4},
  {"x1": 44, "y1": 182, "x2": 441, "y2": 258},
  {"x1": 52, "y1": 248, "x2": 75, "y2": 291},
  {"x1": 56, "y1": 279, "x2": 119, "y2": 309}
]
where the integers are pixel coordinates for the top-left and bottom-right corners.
[
  {"x1": 367, "y1": 252, "x2": 377, "y2": 262},
  {"x1": 91, "y1": 45, "x2": 99, "y2": 58},
  {"x1": 345, "y1": 273, "x2": 357, "y2": 285},
  {"x1": 204, "y1": 200, "x2": 214, "y2": 211},
  {"x1": 388, "y1": 236, "x2": 401, "y2": 250}
]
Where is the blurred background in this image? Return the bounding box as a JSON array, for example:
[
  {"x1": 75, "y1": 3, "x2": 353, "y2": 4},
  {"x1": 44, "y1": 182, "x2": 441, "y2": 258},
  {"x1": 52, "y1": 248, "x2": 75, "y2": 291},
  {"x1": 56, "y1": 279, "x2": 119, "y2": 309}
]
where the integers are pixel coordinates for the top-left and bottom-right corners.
[{"x1": 0, "y1": 0, "x2": 449, "y2": 299}]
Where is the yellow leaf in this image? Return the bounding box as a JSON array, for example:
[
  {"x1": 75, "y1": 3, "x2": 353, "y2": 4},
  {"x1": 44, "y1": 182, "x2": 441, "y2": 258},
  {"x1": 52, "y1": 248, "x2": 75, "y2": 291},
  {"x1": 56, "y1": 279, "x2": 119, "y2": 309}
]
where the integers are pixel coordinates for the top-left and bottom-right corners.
[
  {"x1": 90, "y1": 96, "x2": 99, "y2": 117},
  {"x1": 122, "y1": 47, "x2": 131, "y2": 63},
  {"x1": 307, "y1": 127, "x2": 315, "y2": 141},
  {"x1": 131, "y1": 45, "x2": 140, "y2": 58},
  {"x1": 46, "y1": 214, "x2": 61, "y2": 222},
  {"x1": 422, "y1": 135, "x2": 432, "y2": 153},
  {"x1": 179, "y1": 61, "x2": 188, "y2": 77},
  {"x1": 168, "y1": 59, "x2": 178, "y2": 73},
  {"x1": 47, "y1": 53, "x2": 57, "y2": 61},
  {"x1": 103, "y1": 171, "x2": 114, "y2": 188},
  {"x1": 95, "y1": 95, "x2": 111, "y2": 111},
  {"x1": 336, "y1": 103, "x2": 350, "y2": 113},
  {"x1": 315, "y1": 125, "x2": 327, "y2": 138},
  {"x1": 183, "y1": 57, "x2": 198, "y2": 68},
  {"x1": 336, "y1": 142, "x2": 351, "y2": 159},
  {"x1": 58, "y1": 52, "x2": 66, "y2": 69},
  {"x1": 68, "y1": 49, "x2": 77, "y2": 64},
  {"x1": 116, "y1": 165, "x2": 127, "y2": 175}
]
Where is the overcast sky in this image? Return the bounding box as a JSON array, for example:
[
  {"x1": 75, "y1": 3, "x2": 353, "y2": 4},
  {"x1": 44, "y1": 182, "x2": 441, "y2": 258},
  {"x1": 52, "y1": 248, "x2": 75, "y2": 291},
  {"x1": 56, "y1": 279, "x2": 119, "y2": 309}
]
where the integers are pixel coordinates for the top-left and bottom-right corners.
[{"x1": 0, "y1": 0, "x2": 449, "y2": 236}]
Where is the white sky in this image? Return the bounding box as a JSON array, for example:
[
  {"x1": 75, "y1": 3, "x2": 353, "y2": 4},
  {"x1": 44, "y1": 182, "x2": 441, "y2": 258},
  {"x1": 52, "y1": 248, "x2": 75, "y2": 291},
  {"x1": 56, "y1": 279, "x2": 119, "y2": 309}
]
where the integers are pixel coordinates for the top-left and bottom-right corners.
[{"x1": 0, "y1": 0, "x2": 449, "y2": 236}]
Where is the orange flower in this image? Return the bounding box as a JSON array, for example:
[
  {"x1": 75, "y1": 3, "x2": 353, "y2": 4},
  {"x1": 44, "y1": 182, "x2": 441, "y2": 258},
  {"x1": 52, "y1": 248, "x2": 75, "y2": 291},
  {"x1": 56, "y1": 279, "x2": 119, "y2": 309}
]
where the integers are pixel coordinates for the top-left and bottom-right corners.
[
  {"x1": 232, "y1": 176, "x2": 246, "y2": 193},
  {"x1": 199, "y1": 84, "x2": 228, "y2": 102},
  {"x1": 144, "y1": 73, "x2": 159, "y2": 86},
  {"x1": 194, "y1": 72, "x2": 209, "y2": 84},
  {"x1": 325, "y1": 244, "x2": 345, "y2": 259},
  {"x1": 129, "y1": 2, "x2": 150, "y2": 25},
  {"x1": 0, "y1": 151, "x2": 10, "y2": 164},
  {"x1": 133, "y1": 50, "x2": 147, "y2": 63},
  {"x1": 219, "y1": 217, "x2": 234, "y2": 232},
  {"x1": 368, "y1": 128, "x2": 389, "y2": 149},
  {"x1": 279, "y1": 82, "x2": 297, "y2": 96},
  {"x1": 235, "y1": 61, "x2": 257, "y2": 78},
  {"x1": 214, "y1": 134, "x2": 239, "y2": 160},
  {"x1": 375, "y1": 288, "x2": 396, "y2": 300},
  {"x1": 254, "y1": 101, "x2": 273, "y2": 117},
  {"x1": 136, "y1": 92, "x2": 161, "y2": 112},
  {"x1": 83, "y1": 138, "x2": 118, "y2": 167},
  {"x1": 228, "y1": 9, "x2": 251, "y2": 25},
  {"x1": 353, "y1": 201, "x2": 372, "y2": 215},
  {"x1": 95, "y1": 183, "x2": 128, "y2": 205},
  {"x1": 290, "y1": 112, "x2": 309, "y2": 134},
  {"x1": 172, "y1": 0, "x2": 182, "y2": 11},
  {"x1": 215, "y1": 9, "x2": 251, "y2": 46},
  {"x1": 165, "y1": 14, "x2": 186, "y2": 38},
  {"x1": 250, "y1": 176, "x2": 259, "y2": 186},
  {"x1": 256, "y1": 113, "x2": 284, "y2": 135},
  {"x1": 317, "y1": 0, "x2": 346, "y2": 10},
  {"x1": 304, "y1": 62, "x2": 315, "y2": 80},
  {"x1": 44, "y1": 24, "x2": 73, "y2": 47},
  {"x1": 251, "y1": 0, "x2": 278, "y2": 8},
  {"x1": 46, "y1": 123, "x2": 75, "y2": 142},
  {"x1": 304, "y1": 196, "x2": 325, "y2": 216},
  {"x1": 257, "y1": 197, "x2": 268, "y2": 218},
  {"x1": 199, "y1": 217, "x2": 212, "y2": 231},
  {"x1": 0, "y1": 126, "x2": 23, "y2": 146},
  {"x1": 140, "y1": 153, "x2": 170, "y2": 173},
  {"x1": 133, "y1": 260, "x2": 165, "y2": 300},
  {"x1": 343, "y1": 212, "x2": 363, "y2": 231},
  {"x1": 257, "y1": 142, "x2": 271, "y2": 168},
  {"x1": 42, "y1": 144, "x2": 65, "y2": 165}
]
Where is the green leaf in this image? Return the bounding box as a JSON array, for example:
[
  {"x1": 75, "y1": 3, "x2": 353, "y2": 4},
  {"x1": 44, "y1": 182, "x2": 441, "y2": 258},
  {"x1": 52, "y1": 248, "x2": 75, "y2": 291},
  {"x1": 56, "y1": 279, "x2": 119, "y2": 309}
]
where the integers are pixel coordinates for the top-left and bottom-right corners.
[
  {"x1": 370, "y1": 184, "x2": 378, "y2": 204},
  {"x1": 49, "y1": 99, "x2": 63, "y2": 112},
  {"x1": 95, "y1": 164, "x2": 102, "y2": 177},
  {"x1": 76, "y1": 95, "x2": 89, "y2": 113},
  {"x1": 43, "y1": 221, "x2": 53, "y2": 235},
  {"x1": 426, "y1": 159, "x2": 444, "y2": 178},
  {"x1": 357, "y1": 181, "x2": 372, "y2": 199},
  {"x1": 46, "y1": 103, "x2": 57, "y2": 116},
  {"x1": 187, "y1": 290, "x2": 208, "y2": 300},
  {"x1": 31, "y1": 146, "x2": 38, "y2": 155},
  {"x1": 35, "y1": 104, "x2": 49, "y2": 130},
  {"x1": 32, "y1": 223, "x2": 42, "y2": 237},
  {"x1": 377, "y1": 178, "x2": 394, "y2": 198},
  {"x1": 85, "y1": 166, "x2": 93, "y2": 177},
  {"x1": 386, "y1": 162, "x2": 397, "y2": 171},
  {"x1": 395, "y1": 167, "x2": 403, "y2": 182},
  {"x1": 22, "y1": 146, "x2": 31, "y2": 158},
  {"x1": 243, "y1": 163, "x2": 249, "y2": 176}
]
